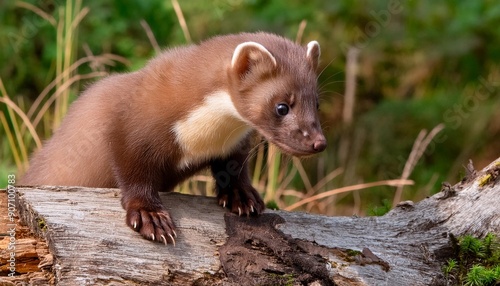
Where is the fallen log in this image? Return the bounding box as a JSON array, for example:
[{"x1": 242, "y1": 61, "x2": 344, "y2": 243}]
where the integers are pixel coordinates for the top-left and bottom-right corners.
[{"x1": 2, "y1": 158, "x2": 499, "y2": 285}]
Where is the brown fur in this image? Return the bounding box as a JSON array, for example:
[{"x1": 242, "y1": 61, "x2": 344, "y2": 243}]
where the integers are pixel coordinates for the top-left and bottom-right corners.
[{"x1": 21, "y1": 32, "x2": 326, "y2": 244}]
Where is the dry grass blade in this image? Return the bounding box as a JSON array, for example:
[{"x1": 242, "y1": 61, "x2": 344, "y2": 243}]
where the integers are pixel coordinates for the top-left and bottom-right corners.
[
  {"x1": 1, "y1": 97, "x2": 27, "y2": 166},
  {"x1": 285, "y1": 179, "x2": 414, "y2": 211},
  {"x1": 252, "y1": 142, "x2": 265, "y2": 186},
  {"x1": 190, "y1": 175, "x2": 213, "y2": 183},
  {"x1": 277, "y1": 166, "x2": 298, "y2": 192},
  {"x1": 343, "y1": 47, "x2": 360, "y2": 126},
  {"x1": 275, "y1": 167, "x2": 299, "y2": 208},
  {"x1": 0, "y1": 112, "x2": 22, "y2": 170},
  {"x1": 295, "y1": 20, "x2": 307, "y2": 44},
  {"x1": 292, "y1": 157, "x2": 313, "y2": 192},
  {"x1": 392, "y1": 124, "x2": 445, "y2": 207},
  {"x1": 82, "y1": 45, "x2": 122, "y2": 72},
  {"x1": 336, "y1": 48, "x2": 360, "y2": 200},
  {"x1": 26, "y1": 54, "x2": 128, "y2": 121},
  {"x1": 15, "y1": 1, "x2": 57, "y2": 26},
  {"x1": 312, "y1": 167, "x2": 344, "y2": 193},
  {"x1": 60, "y1": 0, "x2": 77, "y2": 121},
  {"x1": 282, "y1": 189, "x2": 305, "y2": 200},
  {"x1": 0, "y1": 96, "x2": 42, "y2": 150},
  {"x1": 171, "y1": 0, "x2": 192, "y2": 43},
  {"x1": 0, "y1": 79, "x2": 42, "y2": 149},
  {"x1": 32, "y1": 72, "x2": 108, "y2": 129},
  {"x1": 54, "y1": 6, "x2": 64, "y2": 128},
  {"x1": 70, "y1": 6, "x2": 89, "y2": 30},
  {"x1": 304, "y1": 167, "x2": 344, "y2": 213},
  {"x1": 140, "y1": 19, "x2": 161, "y2": 54},
  {"x1": 264, "y1": 143, "x2": 281, "y2": 202}
]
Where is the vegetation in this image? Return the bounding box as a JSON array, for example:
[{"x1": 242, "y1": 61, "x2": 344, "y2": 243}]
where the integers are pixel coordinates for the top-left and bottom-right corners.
[
  {"x1": 366, "y1": 198, "x2": 391, "y2": 216},
  {"x1": 1, "y1": 0, "x2": 499, "y2": 215},
  {"x1": 444, "y1": 233, "x2": 500, "y2": 286}
]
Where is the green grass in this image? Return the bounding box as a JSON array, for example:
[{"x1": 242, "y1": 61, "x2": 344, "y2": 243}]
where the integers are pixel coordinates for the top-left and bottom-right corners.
[
  {"x1": 0, "y1": 164, "x2": 17, "y2": 188},
  {"x1": 367, "y1": 199, "x2": 391, "y2": 216},
  {"x1": 443, "y1": 233, "x2": 500, "y2": 286},
  {"x1": 2, "y1": 0, "x2": 499, "y2": 217}
]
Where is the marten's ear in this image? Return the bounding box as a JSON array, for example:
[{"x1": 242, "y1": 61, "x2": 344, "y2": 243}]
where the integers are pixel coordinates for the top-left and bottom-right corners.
[
  {"x1": 231, "y1": 42, "x2": 277, "y2": 79},
  {"x1": 306, "y1": 41, "x2": 320, "y2": 71}
]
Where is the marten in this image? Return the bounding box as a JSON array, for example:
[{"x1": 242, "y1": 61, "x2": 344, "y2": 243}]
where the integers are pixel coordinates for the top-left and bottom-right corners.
[{"x1": 21, "y1": 32, "x2": 327, "y2": 245}]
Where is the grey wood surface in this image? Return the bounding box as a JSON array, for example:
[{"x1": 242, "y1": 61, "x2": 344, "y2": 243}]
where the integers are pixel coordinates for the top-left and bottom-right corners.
[{"x1": 13, "y1": 158, "x2": 500, "y2": 285}]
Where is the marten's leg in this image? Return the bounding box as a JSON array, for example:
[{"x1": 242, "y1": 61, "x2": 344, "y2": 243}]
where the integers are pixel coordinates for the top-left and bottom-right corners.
[
  {"x1": 110, "y1": 138, "x2": 177, "y2": 245},
  {"x1": 211, "y1": 147, "x2": 265, "y2": 216},
  {"x1": 119, "y1": 178, "x2": 177, "y2": 245}
]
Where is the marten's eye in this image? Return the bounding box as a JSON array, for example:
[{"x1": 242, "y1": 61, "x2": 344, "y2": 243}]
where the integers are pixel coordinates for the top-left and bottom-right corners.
[{"x1": 275, "y1": 103, "x2": 289, "y2": 116}]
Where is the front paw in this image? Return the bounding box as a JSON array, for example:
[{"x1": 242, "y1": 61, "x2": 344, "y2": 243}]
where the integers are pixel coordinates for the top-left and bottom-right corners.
[
  {"x1": 217, "y1": 186, "x2": 265, "y2": 216},
  {"x1": 126, "y1": 208, "x2": 177, "y2": 245}
]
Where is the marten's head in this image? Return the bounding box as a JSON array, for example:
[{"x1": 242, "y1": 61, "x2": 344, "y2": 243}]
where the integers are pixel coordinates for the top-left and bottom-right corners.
[{"x1": 228, "y1": 35, "x2": 326, "y2": 157}]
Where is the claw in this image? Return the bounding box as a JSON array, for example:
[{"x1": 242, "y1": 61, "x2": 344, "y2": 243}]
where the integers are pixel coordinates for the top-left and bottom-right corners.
[
  {"x1": 222, "y1": 201, "x2": 226, "y2": 208},
  {"x1": 173, "y1": 230, "x2": 177, "y2": 238},
  {"x1": 169, "y1": 234, "x2": 176, "y2": 246},
  {"x1": 238, "y1": 207, "x2": 242, "y2": 216},
  {"x1": 161, "y1": 235, "x2": 167, "y2": 245},
  {"x1": 133, "y1": 221, "x2": 137, "y2": 229},
  {"x1": 250, "y1": 205, "x2": 254, "y2": 213},
  {"x1": 151, "y1": 234, "x2": 155, "y2": 241}
]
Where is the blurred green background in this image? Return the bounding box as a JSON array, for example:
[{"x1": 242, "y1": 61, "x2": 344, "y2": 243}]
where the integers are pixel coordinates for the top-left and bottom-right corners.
[{"x1": 1, "y1": 0, "x2": 499, "y2": 216}]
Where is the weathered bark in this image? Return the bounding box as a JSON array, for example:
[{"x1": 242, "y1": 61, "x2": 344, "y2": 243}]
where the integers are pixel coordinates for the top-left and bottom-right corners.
[{"x1": 3, "y1": 158, "x2": 499, "y2": 285}]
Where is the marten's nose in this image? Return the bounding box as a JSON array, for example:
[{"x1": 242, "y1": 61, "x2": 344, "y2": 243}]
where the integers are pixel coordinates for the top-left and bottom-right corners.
[{"x1": 313, "y1": 136, "x2": 327, "y2": 152}]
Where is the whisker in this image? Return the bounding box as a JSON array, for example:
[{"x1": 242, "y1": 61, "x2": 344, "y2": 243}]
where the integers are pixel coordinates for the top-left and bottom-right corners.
[
  {"x1": 240, "y1": 140, "x2": 266, "y2": 178},
  {"x1": 222, "y1": 124, "x2": 249, "y2": 150},
  {"x1": 317, "y1": 58, "x2": 336, "y2": 80},
  {"x1": 319, "y1": 80, "x2": 346, "y2": 91},
  {"x1": 319, "y1": 70, "x2": 344, "y2": 83},
  {"x1": 319, "y1": 90, "x2": 344, "y2": 98}
]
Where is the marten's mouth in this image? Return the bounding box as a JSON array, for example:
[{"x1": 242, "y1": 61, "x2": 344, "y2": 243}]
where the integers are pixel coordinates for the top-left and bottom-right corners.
[{"x1": 269, "y1": 140, "x2": 323, "y2": 157}]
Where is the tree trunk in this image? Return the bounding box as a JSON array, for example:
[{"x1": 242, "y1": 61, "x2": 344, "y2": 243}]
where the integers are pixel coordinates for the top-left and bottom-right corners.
[{"x1": 2, "y1": 158, "x2": 499, "y2": 285}]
